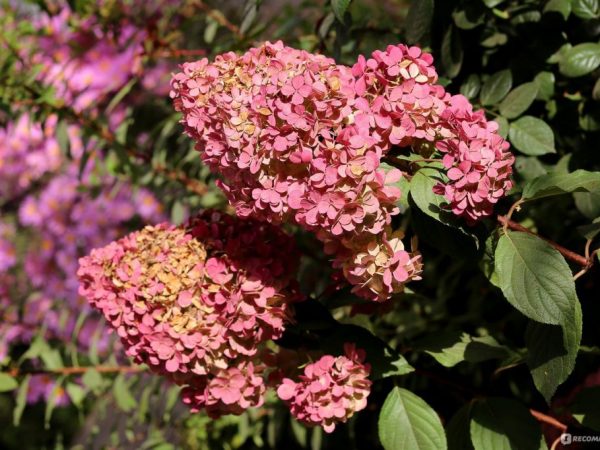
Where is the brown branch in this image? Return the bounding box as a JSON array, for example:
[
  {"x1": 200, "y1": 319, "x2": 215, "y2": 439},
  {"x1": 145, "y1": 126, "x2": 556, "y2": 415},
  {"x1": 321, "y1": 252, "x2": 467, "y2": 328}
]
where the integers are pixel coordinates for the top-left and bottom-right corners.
[
  {"x1": 7, "y1": 365, "x2": 145, "y2": 377},
  {"x1": 529, "y1": 409, "x2": 568, "y2": 432},
  {"x1": 498, "y1": 216, "x2": 589, "y2": 267}
]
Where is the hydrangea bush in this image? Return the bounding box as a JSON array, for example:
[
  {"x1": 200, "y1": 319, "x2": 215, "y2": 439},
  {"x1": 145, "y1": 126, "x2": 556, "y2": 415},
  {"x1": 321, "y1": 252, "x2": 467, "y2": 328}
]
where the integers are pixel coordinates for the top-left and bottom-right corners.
[{"x1": 1, "y1": 0, "x2": 599, "y2": 449}]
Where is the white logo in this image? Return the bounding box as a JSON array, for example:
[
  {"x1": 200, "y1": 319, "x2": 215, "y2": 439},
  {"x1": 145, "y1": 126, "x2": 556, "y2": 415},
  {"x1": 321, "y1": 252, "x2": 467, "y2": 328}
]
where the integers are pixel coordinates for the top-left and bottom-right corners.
[{"x1": 561, "y1": 433, "x2": 572, "y2": 445}]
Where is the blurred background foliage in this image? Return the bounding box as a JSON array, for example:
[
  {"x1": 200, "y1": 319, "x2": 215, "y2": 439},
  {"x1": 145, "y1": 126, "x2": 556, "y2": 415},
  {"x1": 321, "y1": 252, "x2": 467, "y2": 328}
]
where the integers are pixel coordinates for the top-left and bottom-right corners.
[{"x1": 0, "y1": 0, "x2": 599, "y2": 449}]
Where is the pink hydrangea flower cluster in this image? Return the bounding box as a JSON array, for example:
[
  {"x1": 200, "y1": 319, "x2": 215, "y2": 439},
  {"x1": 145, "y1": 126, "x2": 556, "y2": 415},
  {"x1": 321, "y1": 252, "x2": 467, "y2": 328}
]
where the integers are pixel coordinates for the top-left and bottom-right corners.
[
  {"x1": 0, "y1": 114, "x2": 62, "y2": 199},
  {"x1": 170, "y1": 41, "x2": 423, "y2": 301},
  {"x1": 78, "y1": 211, "x2": 302, "y2": 417},
  {"x1": 277, "y1": 343, "x2": 371, "y2": 433},
  {"x1": 170, "y1": 41, "x2": 513, "y2": 300},
  {"x1": 433, "y1": 95, "x2": 514, "y2": 222}
]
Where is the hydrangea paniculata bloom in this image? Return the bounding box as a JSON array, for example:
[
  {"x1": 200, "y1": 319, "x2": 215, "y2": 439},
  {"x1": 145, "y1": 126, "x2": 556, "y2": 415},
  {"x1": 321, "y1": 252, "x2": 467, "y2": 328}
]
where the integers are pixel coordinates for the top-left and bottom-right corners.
[
  {"x1": 170, "y1": 41, "x2": 423, "y2": 301},
  {"x1": 277, "y1": 343, "x2": 372, "y2": 433},
  {"x1": 433, "y1": 95, "x2": 514, "y2": 223},
  {"x1": 78, "y1": 211, "x2": 302, "y2": 417}
]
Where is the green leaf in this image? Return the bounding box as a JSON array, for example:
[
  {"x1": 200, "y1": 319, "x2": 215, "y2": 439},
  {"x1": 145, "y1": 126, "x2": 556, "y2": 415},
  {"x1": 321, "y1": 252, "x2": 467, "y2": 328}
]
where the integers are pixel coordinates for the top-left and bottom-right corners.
[
  {"x1": 544, "y1": 0, "x2": 573, "y2": 19},
  {"x1": 240, "y1": 0, "x2": 259, "y2": 35},
  {"x1": 331, "y1": 0, "x2": 351, "y2": 22},
  {"x1": 66, "y1": 383, "x2": 86, "y2": 407},
  {"x1": 170, "y1": 200, "x2": 186, "y2": 225},
  {"x1": 495, "y1": 231, "x2": 578, "y2": 325},
  {"x1": 203, "y1": 17, "x2": 219, "y2": 44},
  {"x1": 571, "y1": 387, "x2": 600, "y2": 431},
  {"x1": 82, "y1": 368, "x2": 104, "y2": 394},
  {"x1": 525, "y1": 301, "x2": 582, "y2": 402},
  {"x1": 577, "y1": 218, "x2": 600, "y2": 240},
  {"x1": 522, "y1": 170, "x2": 600, "y2": 200},
  {"x1": 0, "y1": 373, "x2": 18, "y2": 392},
  {"x1": 469, "y1": 398, "x2": 543, "y2": 450},
  {"x1": 559, "y1": 43, "x2": 600, "y2": 77},
  {"x1": 13, "y1": 375, "x2": 30, "y2": 426},
  {"x1": 494, "y1": 116, "x2": 509, "y2": 138},
  {"x1": 379, "y1": 387, "x2": 447, "y2": 450},
  {"x1": 415, "y1": 331, "x2": 510, "y2": 368},
  {"x1": 533, "y1": 71, "x2": 555, "y2": 101},
  {"x1": 441, "y1": 26, "x2": 463, "y2": 79},
  {"x1": 572, "y1": 0, "x2": 599, "y2": 18},
  {"x1": 106, "y1": 77, "x2": 138, "y2": 114},
  {"x1": 482, "y1": 0, "x2": 505, "y2": 7},
  {"x1": 460, "y1": 74, "x2": 481, "y2": 99},
  {"x1": 45, "y1": 376, "x2": 65, "y2": 429},
  {"x1": 409, "y1": 168, "x2": 448, "y2": 222},
  {"x1": 447, "y1": 403, "x2": 474, "y2": 450},
  {"x1": 56, "y1": 120, "x2": 70, "y2": 156},
  {"x1": 514, "y1": 156, "x2": 548, "y2": 181},
  {"x1": 480, "y1": 70, "x2": 512, "y2": 106},
  {"x1": 508, "y1": 116, "x2": 555, "y2": 155},
  {"x1": 498, "y1": 83, "x2": 538, "y2": 119},
  {"x1": 112, "y1": 374, "x2": 137, "y2": 412},
  {"x1": 405, "y1": 0, "x2": 434, "y2": 45}
]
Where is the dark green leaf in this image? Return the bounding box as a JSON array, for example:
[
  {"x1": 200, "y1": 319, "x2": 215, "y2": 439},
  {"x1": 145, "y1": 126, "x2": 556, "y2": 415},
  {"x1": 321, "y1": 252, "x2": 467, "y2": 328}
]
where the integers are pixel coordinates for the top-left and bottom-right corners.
[
  {"x1": 415, "y1": 331, "x2": 510, "y2": 368},
  {"x1": 498, "y1": 83, "x2": 538, "y2": 119},
  {"x1": 45, "y1": 376, "x2": 65, "y2": 429},
  {"x1": 514, "y1": 156, "x2": 548, "y2": 181},
  {"x1": 480, "y1": 70, "x2": 512, "y2": 105},
  {"x1": 379, "y1": 387, "x2": 447, "y2": 450},
  {"x1": 495, "y1": 231, "x2": 578, "y2": 325},
  {"x1": 0, "y1": 373, "x2": 18, "y2": 392},
  {"x1": 405, "y1": 0, "x2": 434, "y2": 45},
  {"x1": 574, "y1": 191, "x2": 600, "y2": 218},
  {"x1": 534, "y1": 71, "x2": 555, "y2": 101},
  {"x1": 526, "y1": 302, "x2": 582, "y2": 402},
  {"x1": 494, "y1": 116, "x2": 509, "y2": 138},
  {"x1": 447, "y1": 403, "x2": 474, "y2": 450},
  {"x1": 460, "y1": 74, "x2": 481, "y2": 99},
  {"x1": 559, "y1": 43, "x2": 600, "y2": 77},
  {"x1": 522, "y1": 170, "x2": 600, "y2": 200},
  {"x1": 112, "y1": 374, "x2": 137, "y2": 412},
  {"x1": 544, "y1": 0, "x2": 573, "y2": 19},
  {"x1": 331, "y1": 0, "x2": 351, "y2": 22},
  {"x1": 577, "y1": 218, "x2": 600, "y2": 240},
  {"x1": 441, "y1": 26, "x2": 463, "y2": 79},
  {"x1": 13, "y1": 375, "x2": 30, "y2": 426},
  {"x1": 409, "y1": 168, "x2": 448, "y2": 222},
  {"x1": 572, "y1": 0, "x2": 599, "y2": 18},
  {"x1": 470, "y1": 398, "x2": 543, "y2": 450},
  {"x1": 508, "y1": 116, "x2": 555, "y2": 155},
  {"x1": 82, "y1": 368, "x2": 104, "y2": 394},
  {"x1": 66, "y1": 383, "x2": 86, "y2": 407}
]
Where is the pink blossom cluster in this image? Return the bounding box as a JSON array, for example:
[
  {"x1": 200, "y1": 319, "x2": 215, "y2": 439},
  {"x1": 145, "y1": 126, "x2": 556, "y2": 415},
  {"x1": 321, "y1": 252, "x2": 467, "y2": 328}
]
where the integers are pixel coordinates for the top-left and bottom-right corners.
[
  {"x1": 433, "y1": 95, "x2": 514, "y2": 222},
  {"x1": 78, "y1": 211, "x2": 302, "y2": 417},
  {"x1": 32, "y1": 7, "x2": 145, "y2": 114},
  {"x1": 170, "y1": 42, "x2": 513, "y2": 300},
  {"x1": 0, "y1": 114, "x2": 62, "y2": 199},
  {"x1": 170, "y1": 41, "x2": 423, "y2": 301},
  {"x1": 277, "y1": 343, "x2": 371, "y2": 433}
]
